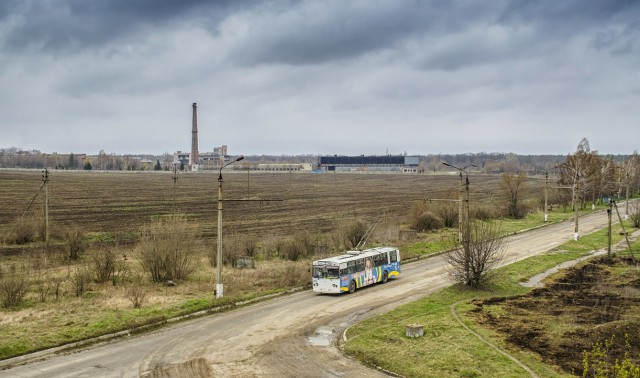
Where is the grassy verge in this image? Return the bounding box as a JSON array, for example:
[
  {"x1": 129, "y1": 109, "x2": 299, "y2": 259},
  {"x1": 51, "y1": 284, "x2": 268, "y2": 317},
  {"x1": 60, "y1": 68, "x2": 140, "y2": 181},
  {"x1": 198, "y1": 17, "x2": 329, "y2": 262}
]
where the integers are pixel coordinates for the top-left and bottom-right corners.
[{"x1": 343, "y1": 224, "x2": 637, "y2": 378}]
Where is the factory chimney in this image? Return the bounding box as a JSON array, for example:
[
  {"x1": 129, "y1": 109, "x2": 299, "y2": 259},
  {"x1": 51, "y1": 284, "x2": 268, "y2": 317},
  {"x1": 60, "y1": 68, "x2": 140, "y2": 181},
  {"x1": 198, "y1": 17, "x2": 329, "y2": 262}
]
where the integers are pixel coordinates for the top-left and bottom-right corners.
[{"x1": 191, "y1": 102, "x2": 199, "y2": 171}]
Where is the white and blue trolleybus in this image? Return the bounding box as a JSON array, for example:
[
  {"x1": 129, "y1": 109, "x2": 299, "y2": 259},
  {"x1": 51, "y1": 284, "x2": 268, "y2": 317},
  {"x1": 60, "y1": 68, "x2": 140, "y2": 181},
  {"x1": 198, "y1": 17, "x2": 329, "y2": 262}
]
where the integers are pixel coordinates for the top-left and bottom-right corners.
[{"x1": 312, "y1": 246, "x2": 400, "y2": 294}]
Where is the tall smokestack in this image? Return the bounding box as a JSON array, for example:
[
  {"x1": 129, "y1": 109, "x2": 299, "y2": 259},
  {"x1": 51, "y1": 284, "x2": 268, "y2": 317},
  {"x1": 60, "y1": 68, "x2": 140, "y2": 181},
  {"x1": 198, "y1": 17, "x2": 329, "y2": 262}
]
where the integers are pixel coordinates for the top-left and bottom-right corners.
[{"x1": 191, "y1": 102, "x2": 199, "y2": 171}]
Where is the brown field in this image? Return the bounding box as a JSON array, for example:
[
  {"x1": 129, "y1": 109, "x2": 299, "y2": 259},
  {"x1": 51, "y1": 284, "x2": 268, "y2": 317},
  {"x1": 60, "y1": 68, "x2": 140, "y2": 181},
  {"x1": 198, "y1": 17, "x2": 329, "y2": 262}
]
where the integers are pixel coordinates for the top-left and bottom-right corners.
[{"x1": 0, "y1": 169, "x2": 518, "y2": 249}]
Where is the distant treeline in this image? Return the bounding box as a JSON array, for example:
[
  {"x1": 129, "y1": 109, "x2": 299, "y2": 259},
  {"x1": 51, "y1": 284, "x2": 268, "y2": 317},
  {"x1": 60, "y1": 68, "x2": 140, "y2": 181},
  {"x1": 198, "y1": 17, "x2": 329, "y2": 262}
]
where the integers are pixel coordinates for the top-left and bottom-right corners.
[{"x1": 0, "y1": 146, "x2": 634, "y2": 174}]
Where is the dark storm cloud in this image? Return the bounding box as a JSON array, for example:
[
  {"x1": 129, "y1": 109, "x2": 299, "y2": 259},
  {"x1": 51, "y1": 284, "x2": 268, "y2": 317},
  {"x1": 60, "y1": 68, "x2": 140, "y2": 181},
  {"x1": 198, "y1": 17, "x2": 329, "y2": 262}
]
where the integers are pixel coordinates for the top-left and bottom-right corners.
[
  {"x1": 225, "y1": 1, "x2": 494, "y2": 66},
  {"x1": 1, "y1": 0, "x2": 638, "y2": 155},
  {"x1": 1, "y1": 0, "x2": 255, "y2": 52}
]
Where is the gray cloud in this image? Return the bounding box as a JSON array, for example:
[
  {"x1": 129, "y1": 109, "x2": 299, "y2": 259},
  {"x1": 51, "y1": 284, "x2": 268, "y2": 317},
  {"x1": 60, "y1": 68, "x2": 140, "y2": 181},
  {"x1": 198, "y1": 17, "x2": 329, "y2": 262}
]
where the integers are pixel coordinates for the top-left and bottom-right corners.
[{"x1": 0, "y1": 0, "x2": 638, "y2": 156}]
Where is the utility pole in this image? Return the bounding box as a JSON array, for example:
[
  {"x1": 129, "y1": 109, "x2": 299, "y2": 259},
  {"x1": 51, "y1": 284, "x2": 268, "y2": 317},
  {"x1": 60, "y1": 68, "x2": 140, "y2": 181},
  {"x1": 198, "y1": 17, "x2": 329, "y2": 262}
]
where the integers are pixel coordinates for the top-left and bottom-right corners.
[
  {"x1": 612, "y1": 200, "x2": 636, "y2": 263},
  {"x1": 625, "y1": 172, "x2": 630, "y2": 220},
  {"x1": 574, "y1": 173, "x2": 579, "y2": 241},
  {"x1": 607, "y1": 200, "x2": 612, "y2": 256},
  {"x1": 172, "y1": 164, "x2": 178, "y2": 213},
  {"x1": 458, "y1": 172, "x2": 463, "y2": 242},
  {"x1": 43, "y1": 168, "x2": 49, "y2": 243},
  {"x1": 443, "y1": 162, "x2": 475, "y2": 285},
  {"x1": 544, "y1": 171, "x2": 548, "y2": 222}
]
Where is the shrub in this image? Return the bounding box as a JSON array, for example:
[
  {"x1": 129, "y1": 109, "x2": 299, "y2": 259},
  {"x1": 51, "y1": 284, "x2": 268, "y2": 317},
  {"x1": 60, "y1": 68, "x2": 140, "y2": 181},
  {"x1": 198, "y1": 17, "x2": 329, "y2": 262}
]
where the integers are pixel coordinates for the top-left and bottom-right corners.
[
  {"x1": 65, "y1": 228, "x2": 85, "y2": 260},
  {"x1": 92, "y1": 249, "x2": 117, "y2": 284},
  {"x1": 138, "y1": 215, "x2": 199, "y2": 283},
  {"x1": 345, "y1": 221, "x2": 368, "y2": 249},
  {"x1": 414, "y1": 211, "x2": 444, "y2": 232},
  {"x1": 409, "y1": 201, "x2": 444, "y2": 232},
  {"x1": 433, "y1": 201, "x2": 459, "y2": 228},
  {"x1": 10, "y1": 215, "x2": 38, "y2": 245},
  {"x1": 472, "y1": 204, "x2": 496, "y2": 221},
  {"x1": 0, "y1": 264, "x2": 30, "y2": 308},
  {"x1": 124, "y1": 276, "x2": 148, "y2": 309},
  {"x1": 70, "y1": 266, "x2": 93, "y2": 297}
]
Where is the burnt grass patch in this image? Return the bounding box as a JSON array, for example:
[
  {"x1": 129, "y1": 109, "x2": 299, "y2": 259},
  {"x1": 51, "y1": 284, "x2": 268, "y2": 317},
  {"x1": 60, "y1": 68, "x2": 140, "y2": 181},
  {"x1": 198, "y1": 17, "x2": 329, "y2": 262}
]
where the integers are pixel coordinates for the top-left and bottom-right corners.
[{"x1": 469, "y1": 255, "x2": 640, "y2": 375}]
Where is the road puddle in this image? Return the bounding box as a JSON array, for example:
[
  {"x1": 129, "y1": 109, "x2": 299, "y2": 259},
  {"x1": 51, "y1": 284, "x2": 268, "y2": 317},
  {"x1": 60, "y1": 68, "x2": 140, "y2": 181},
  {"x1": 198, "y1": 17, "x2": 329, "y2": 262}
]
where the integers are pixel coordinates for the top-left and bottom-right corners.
[{"x1": 307, "y1": 326, "x2": 335, "y2": 347}]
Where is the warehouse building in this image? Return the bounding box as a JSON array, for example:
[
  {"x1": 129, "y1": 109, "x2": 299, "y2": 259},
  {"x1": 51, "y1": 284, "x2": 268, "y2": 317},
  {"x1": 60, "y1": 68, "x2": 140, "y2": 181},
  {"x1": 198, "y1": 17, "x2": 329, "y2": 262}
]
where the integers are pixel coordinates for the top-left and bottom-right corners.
[{"x1": 318, "y1": 155, "x2": 421, "y2": 173}]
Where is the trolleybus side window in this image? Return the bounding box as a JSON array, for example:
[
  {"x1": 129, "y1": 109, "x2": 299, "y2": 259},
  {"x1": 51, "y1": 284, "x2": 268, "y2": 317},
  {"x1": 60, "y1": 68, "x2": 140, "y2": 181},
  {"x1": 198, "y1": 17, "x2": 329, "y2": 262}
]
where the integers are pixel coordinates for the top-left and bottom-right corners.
[
  {"x1": 355, "y1": 258, "x2": 364, "y2": 272},
  {"x1": 389, "y1": 250, "x2": 398, "y2": 263},
  {"x1": 347, "y1": 261, "x2": 356, "y2": 274},
  {"x1": 373, "y1": 253, "x2": 383, "y2": 267}
]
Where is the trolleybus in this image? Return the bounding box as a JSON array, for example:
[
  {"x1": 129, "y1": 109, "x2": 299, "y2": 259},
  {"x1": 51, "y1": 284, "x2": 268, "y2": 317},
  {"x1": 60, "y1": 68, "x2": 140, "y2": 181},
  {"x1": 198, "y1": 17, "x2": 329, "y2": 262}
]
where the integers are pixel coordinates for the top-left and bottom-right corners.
[{"x1": 312, "y1": 246, "x2": 400, "y2": 294}]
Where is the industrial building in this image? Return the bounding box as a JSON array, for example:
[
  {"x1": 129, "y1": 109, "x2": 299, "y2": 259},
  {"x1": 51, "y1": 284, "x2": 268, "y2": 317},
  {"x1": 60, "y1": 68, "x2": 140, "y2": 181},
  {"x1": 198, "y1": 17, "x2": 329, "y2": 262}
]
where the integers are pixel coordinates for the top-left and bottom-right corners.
[
  {"x1": 318, "y1": 155, "x2": 421, "y2": 173},
  {"x1": 174, "y1": 102, "x2": 233, "y2": 171}
]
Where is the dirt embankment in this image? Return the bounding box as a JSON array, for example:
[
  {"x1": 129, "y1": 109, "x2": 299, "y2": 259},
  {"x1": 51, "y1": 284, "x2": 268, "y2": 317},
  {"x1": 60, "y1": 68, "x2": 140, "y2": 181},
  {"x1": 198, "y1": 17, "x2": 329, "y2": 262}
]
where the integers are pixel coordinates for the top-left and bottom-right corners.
[{"x1": 470, "y1": 255, "x2": 640, "y2": 374}]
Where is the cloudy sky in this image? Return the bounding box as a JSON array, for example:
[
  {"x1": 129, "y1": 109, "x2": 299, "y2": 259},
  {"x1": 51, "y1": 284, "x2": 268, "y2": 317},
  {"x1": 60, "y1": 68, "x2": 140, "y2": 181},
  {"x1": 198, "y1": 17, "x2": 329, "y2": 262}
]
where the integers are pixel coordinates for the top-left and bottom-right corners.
[{"x1": 1, "y1": 0, "x2": 638, "y2": 156}]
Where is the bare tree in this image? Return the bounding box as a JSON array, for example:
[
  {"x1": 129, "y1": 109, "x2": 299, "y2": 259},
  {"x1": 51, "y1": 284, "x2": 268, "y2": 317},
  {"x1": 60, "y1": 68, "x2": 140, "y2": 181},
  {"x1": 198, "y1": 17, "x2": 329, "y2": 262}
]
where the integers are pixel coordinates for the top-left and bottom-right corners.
[
  {"x1": 629, "y1": 202, "x2": 640, "y2": 228},
  {"x1": 344, "y1": 221, "x2": 368, "y2": 249},
  {"x1": 500, "y1": 172, "x2": 529, "y2": 219},
  {"x1": 443, "y1": 221, "x2": 506, "y2": 287}
]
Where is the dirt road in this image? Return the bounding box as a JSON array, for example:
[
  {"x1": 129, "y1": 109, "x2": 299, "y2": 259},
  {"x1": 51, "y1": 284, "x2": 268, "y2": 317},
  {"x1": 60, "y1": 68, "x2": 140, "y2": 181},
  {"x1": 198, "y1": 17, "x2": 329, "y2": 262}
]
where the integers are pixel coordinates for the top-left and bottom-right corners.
[{"x1": 1, "y1": 209, "x2": 613, "y2": 377}]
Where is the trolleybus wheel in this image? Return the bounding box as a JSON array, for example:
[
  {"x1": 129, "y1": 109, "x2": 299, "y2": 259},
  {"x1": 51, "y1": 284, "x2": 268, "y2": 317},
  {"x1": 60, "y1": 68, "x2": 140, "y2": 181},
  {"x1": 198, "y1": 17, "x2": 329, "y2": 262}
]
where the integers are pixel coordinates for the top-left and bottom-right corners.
[
  {"x1": 382, "y1": 270, "x2": 388, "y2": 283},
  {"x1": 348, "y1": 280, "x2": 356, "y2": 294}
]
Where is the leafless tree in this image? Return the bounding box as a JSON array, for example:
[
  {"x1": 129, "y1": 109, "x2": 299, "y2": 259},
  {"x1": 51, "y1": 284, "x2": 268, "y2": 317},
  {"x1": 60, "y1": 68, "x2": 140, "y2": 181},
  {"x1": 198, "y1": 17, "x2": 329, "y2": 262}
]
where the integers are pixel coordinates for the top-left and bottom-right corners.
[
  {"x1": 500, "y1": 171, "x2": 529, "y2": 219},
  {"x1": 629, "y1": 202, "x2": 640, "y2": 228},
  {"x1": 344, "y1": 221, "x2": 368, "y2": 249},
  {"x1": 443, "y1": 221, "x2": 506, "y2": 287}
]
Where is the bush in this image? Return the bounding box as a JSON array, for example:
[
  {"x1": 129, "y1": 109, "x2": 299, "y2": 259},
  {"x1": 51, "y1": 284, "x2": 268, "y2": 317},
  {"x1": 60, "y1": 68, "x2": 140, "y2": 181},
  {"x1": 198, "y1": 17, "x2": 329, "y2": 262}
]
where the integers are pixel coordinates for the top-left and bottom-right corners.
[
  {"x1": 70, "y1": 266, "x2": 92, "y2": 297},
  {"x1": 65, "y1": 228, "x2": 85, "y2": 260},
  {"x1": 92, "y1": 249, "x2": 117, "y2": 284},
  {"x1": 138, "y1": 215, "x2": 199, "y2": 283},
  {"x1": 433, "y1": 201, "x2": 459, "y2": 228},
  {"x1": 345, "y1": 221, "x2": 368, "y2": 249},
  {"x1": 10, "y1": 215, "x2": 39, "y2": 245},
  {"x1": 0, "y1": 265, "x2": 30, "y2": 308},
  {"x1": 413, "y1": 211, "x2": 444, "y2": 232},
  {"x1": 124, "y1": 276, "x2": 147, "y2": 309},
  {"x1": 409, "y1": 202, "x2": 444, "y2": 232},
  {"x1": 472, "y1": 204, "x2": 496, "y2": 221}
]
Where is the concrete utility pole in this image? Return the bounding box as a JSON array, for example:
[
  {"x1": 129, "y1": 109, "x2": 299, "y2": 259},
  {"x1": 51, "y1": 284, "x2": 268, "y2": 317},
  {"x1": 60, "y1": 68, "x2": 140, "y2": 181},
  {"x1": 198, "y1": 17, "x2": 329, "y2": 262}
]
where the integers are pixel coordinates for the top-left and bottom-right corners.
[
  {"x1": 43, "y1": 168, "x2": 49, "y2": 243},
  {"x1": 544, "y1": 171, "x2": 549, "y2": 222},
  {"x1": 625, "y1": 172, "x2": 630, "y2": 220},
  {"x1": 443, "y1": 162, "x2": 475, "y2": 284},
  {"x1": 172, "y1": 164, "x2": 178, "y2": 213},
  {"x1": 216, "y1": 156, "x2": 244, "y2": 299},
  {"x1": 458, "y1": 172, "x2": 463, "y2": 242},
  {"x1": 574, "y1": 173, "x2": 579, "y2": 241},
  {"x1": 607, "y1": 200, "x2": 613, "y2": 256}
]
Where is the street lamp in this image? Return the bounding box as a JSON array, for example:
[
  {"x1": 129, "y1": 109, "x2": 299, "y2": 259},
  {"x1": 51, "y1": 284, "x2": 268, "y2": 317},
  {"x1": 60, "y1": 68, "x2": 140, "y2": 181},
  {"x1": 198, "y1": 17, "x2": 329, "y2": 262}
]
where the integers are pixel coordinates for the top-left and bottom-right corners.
[
  {"x1": 443, "y1": 162, "x2": 475, "y2": 284},
  {"x1": 216, "y1": 156, "x2": 244, "y2": 298}
]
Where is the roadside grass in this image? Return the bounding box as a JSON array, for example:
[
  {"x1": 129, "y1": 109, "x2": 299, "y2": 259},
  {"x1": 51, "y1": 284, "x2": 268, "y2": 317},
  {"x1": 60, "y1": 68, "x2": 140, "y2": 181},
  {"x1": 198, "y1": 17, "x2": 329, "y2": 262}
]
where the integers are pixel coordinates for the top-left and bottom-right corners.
[
  {"x1": 343, "y1": 224, "x2": 636, "y2": 378},
  {"x1": 0, "y1": 258, "x2": 308, "y2": 360}
]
